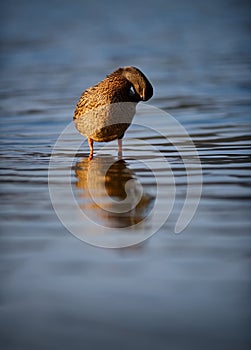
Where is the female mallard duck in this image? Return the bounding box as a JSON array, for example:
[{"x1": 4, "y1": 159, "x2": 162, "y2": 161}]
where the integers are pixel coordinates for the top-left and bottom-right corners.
[{"x1": 74, "y1": 66, "x2": 153, "y2": 159}]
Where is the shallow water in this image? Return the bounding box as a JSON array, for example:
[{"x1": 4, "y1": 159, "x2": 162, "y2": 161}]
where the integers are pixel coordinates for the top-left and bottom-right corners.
[{"x1": 1, "y1": 0, "x2": 251, "y2": 349}]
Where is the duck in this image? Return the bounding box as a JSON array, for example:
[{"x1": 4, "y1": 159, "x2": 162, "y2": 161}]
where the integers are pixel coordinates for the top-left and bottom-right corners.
[{"x1": 73, "y1": 66, "x2": 153, "y2": 159}]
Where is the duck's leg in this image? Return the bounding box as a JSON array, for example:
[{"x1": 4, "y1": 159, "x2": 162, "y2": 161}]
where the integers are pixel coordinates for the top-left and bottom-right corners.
[
  {"x1": 118, "y1": 138, "x2": 123, "y2": 158},
  {"x1": 88, "y1": 138, "x2": 94, "y2": 160}
]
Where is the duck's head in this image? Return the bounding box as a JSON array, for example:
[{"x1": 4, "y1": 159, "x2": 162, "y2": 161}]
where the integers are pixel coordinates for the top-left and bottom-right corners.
[{"x1": 117, "y1": 66, "x2": 153, "y2": 102}]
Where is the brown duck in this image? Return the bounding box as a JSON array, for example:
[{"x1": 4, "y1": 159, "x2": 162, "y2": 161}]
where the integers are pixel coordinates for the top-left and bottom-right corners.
[{"x1": 74, "y1": 66, "x2": 153, "y2": 159}]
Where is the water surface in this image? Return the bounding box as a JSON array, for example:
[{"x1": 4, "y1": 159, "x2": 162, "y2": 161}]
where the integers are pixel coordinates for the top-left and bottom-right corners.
[{"x1": 1, "y1": 0, "x2": 251, "y2": 349}]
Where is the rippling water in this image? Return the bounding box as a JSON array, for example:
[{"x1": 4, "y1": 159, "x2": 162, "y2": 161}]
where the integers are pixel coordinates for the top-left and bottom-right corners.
[{"x1": 1, "y1": 0, "x2": 251, "y2": 349}]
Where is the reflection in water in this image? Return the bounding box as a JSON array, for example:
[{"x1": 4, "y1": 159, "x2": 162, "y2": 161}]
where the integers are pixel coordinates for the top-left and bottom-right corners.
[{"x1": 74, "y1": 156, "x2": 154, "y2": 228}]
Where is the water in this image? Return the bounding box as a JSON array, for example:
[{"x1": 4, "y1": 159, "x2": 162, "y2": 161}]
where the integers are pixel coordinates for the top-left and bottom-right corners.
[{"x1": 1, "y1": 0, "x2": 251, "y2": 349}]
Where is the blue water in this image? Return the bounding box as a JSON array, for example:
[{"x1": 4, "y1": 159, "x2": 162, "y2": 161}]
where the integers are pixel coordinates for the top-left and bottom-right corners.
[{"x1": 1, "y1": 0, "x2": 251, "y2": 349}]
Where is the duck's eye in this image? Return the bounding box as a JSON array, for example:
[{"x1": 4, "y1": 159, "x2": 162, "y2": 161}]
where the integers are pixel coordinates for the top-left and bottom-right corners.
[{"x1": 130, "y1": 86, "x2": 135, "y2": 95}]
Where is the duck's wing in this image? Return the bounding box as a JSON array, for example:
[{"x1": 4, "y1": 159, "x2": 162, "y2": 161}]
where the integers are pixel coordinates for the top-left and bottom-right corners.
[{"x1": 74, "y1": 80, "x2": 112, "y2": 120}]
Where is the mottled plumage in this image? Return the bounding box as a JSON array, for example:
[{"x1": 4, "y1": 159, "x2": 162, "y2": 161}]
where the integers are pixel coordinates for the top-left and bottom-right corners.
[{"x1": 74, "y1": 66, "x2": 153, "y2": 159}]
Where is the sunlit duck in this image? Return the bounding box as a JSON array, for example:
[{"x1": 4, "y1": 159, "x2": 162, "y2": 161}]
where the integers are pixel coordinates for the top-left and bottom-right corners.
[{"x1": 74, "y1": 66, "x2": 153, "y2": 159}]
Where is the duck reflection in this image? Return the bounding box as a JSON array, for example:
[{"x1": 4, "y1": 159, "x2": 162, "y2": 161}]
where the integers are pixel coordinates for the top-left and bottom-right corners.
[{"x1": 74, "y1": 156, "x2": 154, "y2": 228}]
